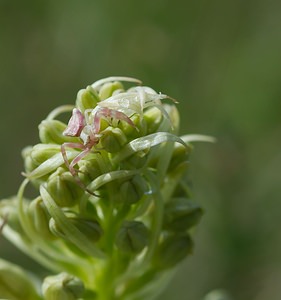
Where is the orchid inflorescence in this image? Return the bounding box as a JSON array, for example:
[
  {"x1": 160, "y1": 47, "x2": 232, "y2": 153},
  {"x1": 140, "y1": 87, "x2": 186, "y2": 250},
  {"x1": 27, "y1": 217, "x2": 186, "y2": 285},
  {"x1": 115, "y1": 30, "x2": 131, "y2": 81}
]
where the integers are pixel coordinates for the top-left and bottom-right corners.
[{"x1": 0, "y1": 77, "x2": 214, "y2": 300}]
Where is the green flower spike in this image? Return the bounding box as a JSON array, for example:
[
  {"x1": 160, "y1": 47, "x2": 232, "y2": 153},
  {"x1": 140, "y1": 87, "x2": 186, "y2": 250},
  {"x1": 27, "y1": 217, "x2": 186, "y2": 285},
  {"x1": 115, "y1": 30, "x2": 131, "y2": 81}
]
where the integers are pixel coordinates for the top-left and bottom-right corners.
[{"x1": 0, "y1": 76, "x2": 214, "y2": 300}]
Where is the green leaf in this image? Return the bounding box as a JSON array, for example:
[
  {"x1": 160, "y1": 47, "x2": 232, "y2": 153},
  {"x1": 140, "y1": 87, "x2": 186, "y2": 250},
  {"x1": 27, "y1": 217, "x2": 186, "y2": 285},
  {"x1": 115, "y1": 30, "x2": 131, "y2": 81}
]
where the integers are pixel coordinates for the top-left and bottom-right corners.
[
  {"x1": 87, "y1": 169, "x2": 139, "y2": 193},
  {"x1": 180, "y1": 134, "x2": 216, "y2": 144},
  {"x1": 91, "y1": 76, "x2": 142, "y2": 90},
  {"x1": 26, "y1": 151, "x2": 77, "y2": 179},
  {"x1": 113, "y1": 132, "x2": 187, "y2": 163}
]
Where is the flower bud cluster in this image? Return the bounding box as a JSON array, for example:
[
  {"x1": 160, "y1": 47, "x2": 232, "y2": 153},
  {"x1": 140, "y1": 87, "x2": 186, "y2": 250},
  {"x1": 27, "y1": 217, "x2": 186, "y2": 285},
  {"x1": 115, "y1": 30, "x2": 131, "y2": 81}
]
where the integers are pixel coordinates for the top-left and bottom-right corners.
[{"x1": 0, "y1": 77, "x2": 213, "y2": 300}]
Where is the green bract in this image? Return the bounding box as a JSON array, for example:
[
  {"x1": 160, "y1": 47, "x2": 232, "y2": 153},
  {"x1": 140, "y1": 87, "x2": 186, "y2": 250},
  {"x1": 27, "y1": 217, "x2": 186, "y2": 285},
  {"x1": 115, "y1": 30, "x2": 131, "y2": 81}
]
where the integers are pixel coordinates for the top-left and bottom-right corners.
[{"x1": 0, "y1": 77, "x2": 214, "y2": 300}]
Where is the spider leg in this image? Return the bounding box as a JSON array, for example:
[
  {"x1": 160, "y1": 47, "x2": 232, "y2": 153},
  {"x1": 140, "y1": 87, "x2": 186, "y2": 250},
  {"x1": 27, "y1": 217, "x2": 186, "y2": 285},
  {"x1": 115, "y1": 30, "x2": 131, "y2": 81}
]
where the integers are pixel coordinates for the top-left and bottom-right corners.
[
  {"x1": 69, "y1": 147, "x2": 91, "y2": 170},
  {"x1": 94, "y1": 107, "x2": 137, "y2": 133},
  {"x1": 110, "y1": 109, "x2": 137, "y2": 129},
  {"x1": 61, "y1": 142, "x2": 99, "y2": 196},
  {"x1": 61, "y1": 142, "x2": 84, "y2": 175}
]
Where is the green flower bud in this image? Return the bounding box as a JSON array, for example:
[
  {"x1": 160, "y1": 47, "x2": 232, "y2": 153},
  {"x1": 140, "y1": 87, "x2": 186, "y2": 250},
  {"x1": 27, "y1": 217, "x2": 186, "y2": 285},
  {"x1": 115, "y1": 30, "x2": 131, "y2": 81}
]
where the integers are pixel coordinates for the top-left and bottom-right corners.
[
  {"x1": 0, "y1": 198, "x2": 23, "y2": 234},
  {"x1": 163, "y1": 103, "x2": 180, "y2": 133},
  {"x1": 22, "y1": 144, "x2": 62, "y2": 187},
  {"x1": 100, "y1": 127, "x2": 127, "y2": 153},
  {"x1": 119, "y1": 181, "x2": 139, "y2": 205},
  {"x1": 47, "y1": 168, "x2": 84, "y2": 207},
  {"x1": 39, "y1": 119, "x2": 79, "y2": 144},
  {"x1": 143, "y1": 106, "x2": 162, "y2": 134},
  {"x1": 168, "y1": 143, "x2": 189, "y2": 172},
  {"x1": 22, "y1": 146, "x2": 39, "y2": 174},
  {"x1": 153, "y1": 233, "x2": 193, "y2": 270},
  {"x1": 119, "y1": 174, "x2": 148, "y2": 204},
  {"x1": 122, "y1": 151, "x2": 147, "y2": 169},
  {"x1": 0, "y1": 259, "x2": 40, "y2": 300},
  {"x1": 120, "y1": 114, "x2": 143, "y2": 138},
  {"x1": 42, "y1": 272, "x2": 84, "y2": 300},
  {"x1": 69, "y1": 217, "x2": 103, "y2": 242},
  {"x1": 29, "y1": 144, "x2": 61, "y2": 166},
  {"x1": 77, "y1": 158, "x2": 102, "y2": 182},
  {"x1": 163, "y1": 198, "x2": 203, "y2": 232},
  {"x1": 49, "y1": 216, "x2": 102, "y2": 243},
  {"x1": 28, "y1": 197, "x2": 55, "y2": 240},
  {"x1": 98, "y1": 81, "x2": 124, "y2": 100},
  {"x1": 76, "y1": 86, "x2": 100, "y2": 112},
  {"x1": 115, "y1": 220, "x2": 149, "y2": 254}
]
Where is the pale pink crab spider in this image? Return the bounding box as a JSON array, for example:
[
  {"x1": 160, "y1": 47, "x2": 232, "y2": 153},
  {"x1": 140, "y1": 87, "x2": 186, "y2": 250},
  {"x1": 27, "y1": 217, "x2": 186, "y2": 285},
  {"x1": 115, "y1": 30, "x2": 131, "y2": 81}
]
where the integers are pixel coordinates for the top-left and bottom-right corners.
[{"x1": 61, "y1": 107, "x2": 137, "y2": 194}]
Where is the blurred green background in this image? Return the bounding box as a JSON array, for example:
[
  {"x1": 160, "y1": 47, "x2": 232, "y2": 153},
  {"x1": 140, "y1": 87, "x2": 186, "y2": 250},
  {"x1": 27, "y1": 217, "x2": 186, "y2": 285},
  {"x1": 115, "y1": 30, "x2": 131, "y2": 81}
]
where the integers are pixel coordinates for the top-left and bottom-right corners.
[{"x1": 0, "y1": 1, "x2": 281, "y2": 299}]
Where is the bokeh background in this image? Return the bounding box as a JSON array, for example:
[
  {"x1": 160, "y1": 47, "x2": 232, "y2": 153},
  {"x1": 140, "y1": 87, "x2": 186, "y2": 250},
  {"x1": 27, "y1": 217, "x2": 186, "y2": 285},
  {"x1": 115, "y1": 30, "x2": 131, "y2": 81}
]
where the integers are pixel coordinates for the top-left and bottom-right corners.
[{"x1": 1, "y1": 1, "x2": 281, "y2": 299}]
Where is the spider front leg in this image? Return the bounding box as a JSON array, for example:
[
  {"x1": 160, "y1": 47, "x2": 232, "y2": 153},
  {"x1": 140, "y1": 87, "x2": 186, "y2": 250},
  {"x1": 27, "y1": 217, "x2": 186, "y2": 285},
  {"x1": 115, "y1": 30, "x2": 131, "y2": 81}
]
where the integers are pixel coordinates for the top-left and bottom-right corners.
[
  {"x1": 61, "y1": 142, "x2": 85, "y2": 176},
  {"x1": 61, "y1": 142, "x2": 97, "y2": 196},
  {"x1": 93, "y1": 107, "x2": 137, "y2": 133}
]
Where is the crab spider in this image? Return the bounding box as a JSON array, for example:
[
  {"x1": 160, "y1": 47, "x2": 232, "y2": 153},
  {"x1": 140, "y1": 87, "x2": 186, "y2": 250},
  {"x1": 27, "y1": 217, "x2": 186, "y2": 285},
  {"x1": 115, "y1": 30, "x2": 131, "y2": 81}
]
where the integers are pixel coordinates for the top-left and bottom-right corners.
[{"x1": 61, "y1": 107, "x2": 137, "y2": 194}]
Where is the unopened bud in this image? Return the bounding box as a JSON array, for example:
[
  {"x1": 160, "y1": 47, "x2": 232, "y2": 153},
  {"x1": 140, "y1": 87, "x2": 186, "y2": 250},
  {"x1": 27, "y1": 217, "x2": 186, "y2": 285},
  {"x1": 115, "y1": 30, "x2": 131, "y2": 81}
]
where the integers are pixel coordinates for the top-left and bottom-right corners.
[
  {"x1": 115, "y1": 221, "x2": 149, "y2": 254},
  {"x1": 22, "y1": 144, "x2": 53, "y2": 187},
  {"x1": 0, "y1": 259, "x2": 40, "y2": 300},
  {"x1": 77, "y1": 158, "x2": 102, "y2": 182},
  {"x1": 0, "y1": 198, "x2": 23, "y2": 235},
  {"x1": 123, "y1": 151, "x2": 148, "y2": 169},
  {"x1": 120, "y1": 114, "x2": 142, "y2": 137},
  {"x1": 99, "y1": 81, "x2": 124, "y2": 100},
  {"x1": 143, "y1": 106, "x2": 162, "y2": 134},
  {"x1": 163, "y1": 103, "x2": 180, "y2": 133},
  {"x1": 42, "y1": 272, "x2": 84, "y2": 300},
  {"x1": 29, "y1": 144, "x2": 61, "y2": 166},
  {"x1": 119, "y1": 181, "x2": 138, "y2": 205},
  {"x1": 119, "y1": 174, "x2": 148, "y2": 204},
  {"x1": 100, "y1": 127, "x2": 127, "y2": 153},
  {"x1": 47, "y1": 168, "x2": 83, "y2": 207},
  {"x1": 69, "y1": 217, "x2": 103, "y2": 242},
  {"x1": 168, "y1": 143, "x2": 189, "y2": 172},
  {"x1": 76, "y1": 86, "x2": 100, "y2": 112},
  {"x1": 22, "y1": 146, "x2": 40, "y2": 175},
  {"x1": 28, "y1": 197, "x2": 55, "y2": 240},
  {"x1": 163, "y1": 198, "x2": 203, "y2": 232},
  {"x1": 49, "y1": 216, "x2": 102, "y2": 243},
  {"x1": 39, "y1": 120, "x2": 78, "y2": 144},
  {"x1": 153, "y1": 233, "x2": 193, "y2": 269}
]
